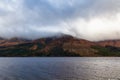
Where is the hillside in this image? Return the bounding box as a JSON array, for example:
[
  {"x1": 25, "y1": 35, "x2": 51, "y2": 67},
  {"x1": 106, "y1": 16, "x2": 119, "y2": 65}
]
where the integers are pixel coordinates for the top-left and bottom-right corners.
[{"x1": 0, "y1": 36, "x2": 120, "y2": 57}]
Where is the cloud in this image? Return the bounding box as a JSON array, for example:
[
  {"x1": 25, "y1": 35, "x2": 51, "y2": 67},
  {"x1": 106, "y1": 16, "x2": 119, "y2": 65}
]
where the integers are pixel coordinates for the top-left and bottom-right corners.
[{"x1": 0, "y1": 0, "x2": 120, "y2": 41}]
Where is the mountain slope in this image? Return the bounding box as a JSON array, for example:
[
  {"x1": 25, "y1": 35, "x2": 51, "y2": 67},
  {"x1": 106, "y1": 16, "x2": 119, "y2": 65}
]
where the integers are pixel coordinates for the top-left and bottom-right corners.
[{"x1": 0, "y1": 36, "x2": 120, "y2": 57}]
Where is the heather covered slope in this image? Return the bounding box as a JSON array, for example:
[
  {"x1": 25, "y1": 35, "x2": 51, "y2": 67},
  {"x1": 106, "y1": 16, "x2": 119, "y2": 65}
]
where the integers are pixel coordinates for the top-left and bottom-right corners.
[{"x1": 0, "y1": 36, "x2": 120, "y2": 57}]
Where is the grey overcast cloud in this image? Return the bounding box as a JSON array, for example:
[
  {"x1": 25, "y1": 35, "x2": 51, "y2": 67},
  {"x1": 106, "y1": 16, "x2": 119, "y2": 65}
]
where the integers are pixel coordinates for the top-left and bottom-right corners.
[{"x1": 0, "y1": 0, "x2": 120, "y2": 41}]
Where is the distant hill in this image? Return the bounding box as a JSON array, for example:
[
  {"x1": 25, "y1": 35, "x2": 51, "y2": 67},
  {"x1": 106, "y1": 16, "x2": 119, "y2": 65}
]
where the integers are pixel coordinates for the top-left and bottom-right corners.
[{"x1": 0, "y1": 35, "x2": 120, "y2": 57}]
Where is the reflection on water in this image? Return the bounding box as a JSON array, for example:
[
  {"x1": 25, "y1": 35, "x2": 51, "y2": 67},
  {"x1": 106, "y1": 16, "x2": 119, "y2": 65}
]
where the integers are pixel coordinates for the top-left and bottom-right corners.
[{"x1": 0, "y1": 58, "x2": 120, "y2": 80}]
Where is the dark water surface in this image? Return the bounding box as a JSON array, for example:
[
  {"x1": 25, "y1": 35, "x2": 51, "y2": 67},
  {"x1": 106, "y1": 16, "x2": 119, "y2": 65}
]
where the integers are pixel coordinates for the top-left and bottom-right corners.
[{"x1": 0, "y1": 57, "x2": 120, "y2": 80}]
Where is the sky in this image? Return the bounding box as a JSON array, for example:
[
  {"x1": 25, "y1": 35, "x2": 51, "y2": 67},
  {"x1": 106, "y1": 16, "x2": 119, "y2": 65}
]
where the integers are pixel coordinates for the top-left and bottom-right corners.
[{"x1": 0, "y1": 0, "x2": 120, "y2": 41}]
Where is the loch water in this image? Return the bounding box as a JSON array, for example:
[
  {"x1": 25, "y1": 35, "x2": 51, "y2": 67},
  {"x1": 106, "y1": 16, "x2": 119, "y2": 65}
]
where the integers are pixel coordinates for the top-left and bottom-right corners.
[{"x1": 0, "y1": 57, "x2": 120, "y2": 80}]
